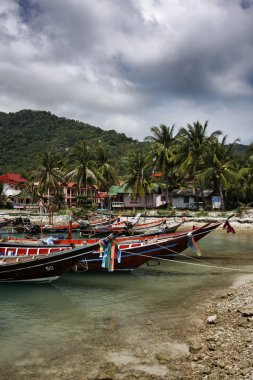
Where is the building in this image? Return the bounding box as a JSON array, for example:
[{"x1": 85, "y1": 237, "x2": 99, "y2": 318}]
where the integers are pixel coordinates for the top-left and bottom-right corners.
[
  {"x1": 0, "y1": 173, "x2": 30, "y2": 208},
  {"x1": 61, "y1": 183, "x2": 107, "y2": 207},
  {"x1": 169, "y1": 189, "x2": 213, "y2": 209},
  {"x1": 108, "y1": 185, "x2": 167, "y2": 209},
  {"x1": 108, "y1": 185, "x2": 213, "y2": 210}
]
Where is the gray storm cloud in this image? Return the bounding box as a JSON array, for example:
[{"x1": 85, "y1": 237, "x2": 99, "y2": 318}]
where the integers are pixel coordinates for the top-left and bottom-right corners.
[{"x1": 0, "y1": 0, "x2": 253, "y2": 143}]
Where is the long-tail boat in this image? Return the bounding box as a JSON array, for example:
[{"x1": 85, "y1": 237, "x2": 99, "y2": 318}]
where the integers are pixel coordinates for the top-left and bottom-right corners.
[
  {"x1": 79, "y1": 218, "x2": 181, "y2": 237},
  {"x1": 0, "y1": 219, "x2": 13, "y2": 228},
  {"x1": 0, "y1": 222, "x2": 222, "y2": 273},
  {"x1": 0, "y1": 242, "x2": 99, "y2": 283},
  {"x1": 74, "y1": 222, "x2": 222, "y2": 271}
]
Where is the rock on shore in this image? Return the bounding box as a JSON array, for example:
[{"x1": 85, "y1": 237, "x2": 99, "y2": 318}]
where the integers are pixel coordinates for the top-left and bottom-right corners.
[
  {"x1": 182, "y1": 278, "x2": 253, "y2": 380},
  {"x1": 93, "y1": 279, "x2": 253, "y2": 380}
]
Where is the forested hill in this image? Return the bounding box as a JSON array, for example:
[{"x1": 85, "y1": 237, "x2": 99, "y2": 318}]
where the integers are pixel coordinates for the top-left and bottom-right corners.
[
  {"x1": 0, "y1": 109, "x2": 249, "y2": 175},
  {"x1": 0, "y1": 109, "x2": 140, "y2": 174}
]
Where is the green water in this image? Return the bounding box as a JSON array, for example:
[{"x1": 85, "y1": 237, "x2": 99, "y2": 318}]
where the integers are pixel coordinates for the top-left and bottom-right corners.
[{"x1": 0, "y1": 230, "x2": 253, "y2": 379}]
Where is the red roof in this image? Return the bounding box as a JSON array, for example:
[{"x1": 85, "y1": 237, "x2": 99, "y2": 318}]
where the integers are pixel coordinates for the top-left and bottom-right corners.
[
  {"x1": 98, "y1": 192, "x2": 108, "y2": 198},
  {"x1": 66, "y1": 182, "x2": 77, "y2": 188},
  {"x1": 0, "y1": 173, "x2": 27, "y2": 184},
  {"x1": 152, "y1": 172, "x2": 162, "y2": 178}
]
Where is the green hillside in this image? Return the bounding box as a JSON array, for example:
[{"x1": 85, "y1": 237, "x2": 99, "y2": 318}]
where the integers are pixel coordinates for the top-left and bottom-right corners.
[
  {"x1": 0, "y1": 109, "x2": 249, "y2": 176},
  {"x1": 0, "y1": 109, "x2": 140, "y2": 174}
]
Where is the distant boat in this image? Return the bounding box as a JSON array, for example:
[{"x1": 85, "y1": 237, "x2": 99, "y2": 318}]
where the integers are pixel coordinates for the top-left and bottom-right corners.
[
  {"x1": 0, "y1": 242, "x2": 99, "y2": 283},
  {"x1": 0, "y1": 219, "x2": 13, "y2": 228},
  {"x1": 79, "y1": 217, "x2": 174, "y2": 237}
]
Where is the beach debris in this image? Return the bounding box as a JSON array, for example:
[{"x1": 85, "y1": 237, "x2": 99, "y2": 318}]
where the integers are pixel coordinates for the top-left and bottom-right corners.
[
  {"x1": 207, "y1": 314, "x2": 217, "y2": 324},
  {"x1": 237, "y1": 303, "x2": 253, "y2": 317}
]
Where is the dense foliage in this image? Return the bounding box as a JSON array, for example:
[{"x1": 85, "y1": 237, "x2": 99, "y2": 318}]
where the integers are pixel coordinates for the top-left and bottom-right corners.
[
  {"x1": 0, "y1": 109, "x2": 141, "y2": 174},
  {"x1": 0, "y1": 110, "x2": 252, "y2": 211}
]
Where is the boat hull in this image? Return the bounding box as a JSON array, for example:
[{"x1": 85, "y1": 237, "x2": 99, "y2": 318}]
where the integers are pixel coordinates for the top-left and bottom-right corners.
[
  {"x1": 0, "y1": 243, "x2": 98, "y2": 283},
  {"x1": 75, "y1": 223, "x2": 221, "y2": 271}
]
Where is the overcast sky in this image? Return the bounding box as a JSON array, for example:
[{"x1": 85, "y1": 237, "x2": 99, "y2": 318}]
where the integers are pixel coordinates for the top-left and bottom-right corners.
[{"x1": 1, "y1": 0, "x2": 253, "y2": 143}]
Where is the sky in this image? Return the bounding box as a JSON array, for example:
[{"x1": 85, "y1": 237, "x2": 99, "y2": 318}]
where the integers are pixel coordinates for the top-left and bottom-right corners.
[{"x1": 0, "y1": 0, "x2": 253, "y2": 144}]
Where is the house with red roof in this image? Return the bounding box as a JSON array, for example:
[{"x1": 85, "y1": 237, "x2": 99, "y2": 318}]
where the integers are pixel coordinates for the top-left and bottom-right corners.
[
  {"x1": 61, "y1": 182, "x2": 107, "y2": 207},
  {"x1": 0, "y1": 173, "x2": 108, "y2": 209},
  {"x1": 0, "y1": 173, "x2": 30, "y2": 208}
]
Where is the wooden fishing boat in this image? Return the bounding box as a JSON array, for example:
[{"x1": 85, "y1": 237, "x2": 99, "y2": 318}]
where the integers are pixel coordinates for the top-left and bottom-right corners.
[
  {"x1": 79, "y1": 218, "x2": 178, "y2": 237},
  {"x1": 1, "y1": 225, "x2": 190, "y2": 253},
  {"x1": 2, "y1": 222, "x2": 212, "y2": 250},
  {"x1": 74, "y1": 222, "x2": 222, "y2": 272},
  {"x1": 0, "y1": 219, "x2": 13, "y2": 228},
  {"x1": 0, "y1": 222, "x2": 222, "y2": 272},
  {"x1": 0, "y1": 242, "x2": 99, "y2": 283},
  {"x1": 41, "y1": 223, "x2": 81, "y2": 234},
  {"x1": 110, "y1": 217, "x2": 167, "y2": 230}
]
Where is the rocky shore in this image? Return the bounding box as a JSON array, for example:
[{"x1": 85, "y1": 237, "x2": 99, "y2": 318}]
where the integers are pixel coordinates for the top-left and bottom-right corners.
[
  {"x1": 178, "y1": 277, "x2": 253, "y2": 380},
  {"x1": 92, "y1": 277, "x2": 253, "y2": 380}
]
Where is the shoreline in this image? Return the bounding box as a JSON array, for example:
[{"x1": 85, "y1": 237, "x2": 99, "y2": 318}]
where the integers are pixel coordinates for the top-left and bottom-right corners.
[
  {"x1": 1, "y1": 211, "x2": 253, "y2": 378},
  {"x1": 177, "y1": 275, "x2": 253, "y2": 380},
  {"x1": 2, "y1": 209, "x2": 253, "y2": 231},
  {"x1": 93, "y1": 276, "x2": 253, "y2": 380}
]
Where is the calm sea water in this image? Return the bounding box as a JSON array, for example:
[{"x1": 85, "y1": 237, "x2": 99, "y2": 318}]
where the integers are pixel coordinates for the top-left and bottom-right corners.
[{"x1": 0, "y1": 230, "x2": 253, "y2": 379}]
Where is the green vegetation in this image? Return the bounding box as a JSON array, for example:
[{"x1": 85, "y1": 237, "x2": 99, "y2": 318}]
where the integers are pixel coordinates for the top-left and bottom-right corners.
[
  {"x1": 1, "y1": 110, "x2": 253, "y2": 212},
  {"x1": 0, "y1": 109, "x2": 140, "y2": 174}
]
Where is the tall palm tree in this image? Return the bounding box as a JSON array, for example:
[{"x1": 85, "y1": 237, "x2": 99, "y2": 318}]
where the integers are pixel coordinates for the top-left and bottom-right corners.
[
  {"x1": 18, "y1": 178, "x2": 41, "y2": 208},
  {"x1": 145, "y1": 124, "x2": 177, "y2": 204},
  {"x1": 94, "y1": 146, "x2": 118, "y2": 191},
  {"x1": 177, "y1": 121, "x2": 222, "y2": 209},
  {"x1": 32, "y1": 151, "x2": 64, "y2": 203},
  {"x1": 202, "y1": 136, "x2": 240, "y2": 210},
  {"x1": 0, "y1": 183, "x2": 9, "y2": 207},
  {"x1": 125, "y1": 147, "x2": 152, "y2": 205},
  {"x1": 66, "y1": 141, "x2": 97, "y2": 195}
]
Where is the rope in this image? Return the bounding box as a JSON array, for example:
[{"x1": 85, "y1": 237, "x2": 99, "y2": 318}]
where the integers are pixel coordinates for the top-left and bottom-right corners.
[{"x1": 119, "y1": 241, "x2": 253, "y2": 274}]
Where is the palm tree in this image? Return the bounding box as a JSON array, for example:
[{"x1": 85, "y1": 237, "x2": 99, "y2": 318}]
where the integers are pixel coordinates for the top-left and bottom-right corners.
[
  {"x1": 18, "y1": 178, "x2": 41, "y2": 209},
  {"x1": 125, "y1": 147, "x2": 152, "y2": 205},
  {"x1": 177, "y1": 121, "x2": 222, "y2": 209},
  {"x1": 145, "y1": 124, "x2": 177, "y2": 204},
  {"x1": 202, "y1": 136, "x2": 240, "y2": 210},
  {"x1": 66, "y1": 141, "x2": 97, "y2": 196},
  {"x1": 0, "y1": 183, "x2": 9, "y2": 208},
  {"x1": 32, "y1": 151, "x2": 64, "y2": 205},
  {"x1": 94, "y1": 145, "x2": 118, "y2": 191}
]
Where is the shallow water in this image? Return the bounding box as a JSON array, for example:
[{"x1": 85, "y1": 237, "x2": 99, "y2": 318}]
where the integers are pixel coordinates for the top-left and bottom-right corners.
[{"x1": 0, "y1": 230, "x2": 253, "y2": 379}]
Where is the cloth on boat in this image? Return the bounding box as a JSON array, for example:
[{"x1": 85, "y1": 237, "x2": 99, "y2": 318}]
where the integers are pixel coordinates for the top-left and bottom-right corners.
[
  {"x1": 187, "y1": 232, "x2": 202, "y2": 256},
  {"x1": 41, "y1": 236, "x2": 59, "y2": 245},
  {"x1": 99, "y1": 234, "x2": 122, "y2": 272}
]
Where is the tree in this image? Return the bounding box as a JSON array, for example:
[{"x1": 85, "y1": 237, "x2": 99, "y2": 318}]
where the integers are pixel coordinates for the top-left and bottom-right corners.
[
  {"x1": 145, "y1": 124, "x2": 177, "y2": 204},
  {"x1": 94, "y1": 145, "x2": 118, "y2": 191},
  {"x1": 0, "y1": 183, "x2": 9, "y2": 208},
  {"x1": 177, "y1": 121, "x2": 222, "y2": 209},
  {"x1": 125, "y1": 147, "x2": 152, "y2": 205},
  {"x1": 202, "y1": 136, "x2": 240, "y2": 210},
  {"x1": 31, "y1": 151, "x2": 64, "y2": 206},
  {"x1": 66, "y1": 141, "x2": 97, "y2": 195}
]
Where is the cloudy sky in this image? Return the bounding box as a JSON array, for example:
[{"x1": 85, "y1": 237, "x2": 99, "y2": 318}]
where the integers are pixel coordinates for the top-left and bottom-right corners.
[{"x1": 1, "y1": 0, "x2": 253, "y2": 143}]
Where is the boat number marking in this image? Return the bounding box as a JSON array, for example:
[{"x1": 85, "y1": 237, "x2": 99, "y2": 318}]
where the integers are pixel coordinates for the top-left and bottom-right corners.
[{"x1": 45, "y1": 265, "x2": 54, "y2": 271}]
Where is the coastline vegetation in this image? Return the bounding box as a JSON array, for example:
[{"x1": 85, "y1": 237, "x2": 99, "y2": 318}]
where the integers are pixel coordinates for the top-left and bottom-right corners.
[{"x1": 0, "y1": 110, "x2": 253, "y2": 212}]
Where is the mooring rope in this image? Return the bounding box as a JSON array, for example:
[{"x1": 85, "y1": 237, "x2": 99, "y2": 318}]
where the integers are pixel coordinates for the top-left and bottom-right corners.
[{"x1": 120, "y1": 241, "x2": 253, "y2": 274}]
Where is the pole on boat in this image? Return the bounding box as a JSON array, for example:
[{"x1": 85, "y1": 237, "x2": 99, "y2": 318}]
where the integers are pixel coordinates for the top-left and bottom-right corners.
[
  {"x1": 109, "y1": 197, "x2": 112, "y2": 225},
  {"x1": 67, "y1": 209, "x2": 73, "y2": 240}
]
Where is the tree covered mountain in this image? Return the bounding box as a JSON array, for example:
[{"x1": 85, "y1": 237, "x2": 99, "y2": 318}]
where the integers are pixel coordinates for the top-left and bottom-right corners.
[
  {"x1": 0, "y1": 109, "x2": 249, "y2": 176},
  {"x1": 0, "y1": 109, "x2": 141, "y2": 175}
]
